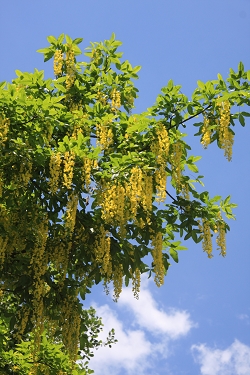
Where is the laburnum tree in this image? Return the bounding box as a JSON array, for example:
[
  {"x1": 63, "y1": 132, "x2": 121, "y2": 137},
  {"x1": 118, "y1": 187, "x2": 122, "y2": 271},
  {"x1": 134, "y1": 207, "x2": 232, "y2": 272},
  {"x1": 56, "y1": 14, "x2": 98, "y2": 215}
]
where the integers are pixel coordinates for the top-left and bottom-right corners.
[{"x1": 0, "y1": 33, "x2": 249, "y2": 374}]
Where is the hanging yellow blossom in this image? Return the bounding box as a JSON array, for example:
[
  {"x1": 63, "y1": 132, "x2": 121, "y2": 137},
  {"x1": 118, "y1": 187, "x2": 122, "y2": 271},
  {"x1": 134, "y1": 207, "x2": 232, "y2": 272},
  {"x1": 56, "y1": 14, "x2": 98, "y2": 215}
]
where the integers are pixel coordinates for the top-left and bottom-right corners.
[
  {"x1": 216, "y1": 213, "x2": 226, "y2": 257},
  {"x1": 0, "y1": 172, "x2": 3, "y2": 197},
  {"x1": 141, "y1": 174, "x2": 153, "y2": 212},
  {"x1": 151, "y1": 231, "x2": 165, "y2": 287},
  {"x1": 82, "y1": 157, "x2": 92, "y2": 187},
  {"x1": 111, "y1": 88, "x2": 121, "y2": 110},
  {"x1": 201, "y1": 116, "x2": 211, "y2": 148},
  {"x1": 29, "y1": 214, "x2": 48, "y2": 333},
  {"x1": 201, "y1": 219, "x2": 213, "y2": 258},
  {"x1": 218, "y1": 100, "x2": 233, "y2": 161},
  {"x1": 65, "y1": 45, "x2": 75, "y2": 90},
  {"x1": 171, "y1": 141, "x2": 182, "y2": 190},
  {"x1": 19, "y1": 161, "x2": 32, "y2": 187},
  {"x1": 97, "y1": 90, "x2": 108, "y2": 105},
  {"x1": 0, "y1": 236, "x2": 8, "y2": 269},
  {"x1": 155, "y1": 166, "x2": 167, "y2": 202},
  {"x1": 0, "y1": 116, "x2": 10, "y2": 146},
  {"x1": 132, "y1": 267, "x2": 141, "y2": 299},
  {"x1": 60, "y1": 294, "x2": 81, "y2": 359},
  {"x1": 49, "y1": 152, "x2": 61, "y2": 194},
  {"x1": 94, "y1": 225, "x2": 112, "y2": 278},
  {"x1": 96, "y1": 123, "x2": 113, "y2": 149},
  {"x1": 127, "y1": 167, "x2": 143, "y2": 217},
  {"x1": 63, "y1": 151, "x2": 75, "y2": 189},
  {"x1": 65, "y1": 193, "x2": 78, "y2": 234},
  {"x1": 113, "y1": 264, "x2": 123, "y2": 301},
  {"x1": 53, "y1": 49, "x2": 63, "y2": 76},
  {"x1": 181, "y1": 182, "x2": 190, "y2": 200},
  {"x1": 151, "y1": 123, "x2": 170, "y2": 165}
]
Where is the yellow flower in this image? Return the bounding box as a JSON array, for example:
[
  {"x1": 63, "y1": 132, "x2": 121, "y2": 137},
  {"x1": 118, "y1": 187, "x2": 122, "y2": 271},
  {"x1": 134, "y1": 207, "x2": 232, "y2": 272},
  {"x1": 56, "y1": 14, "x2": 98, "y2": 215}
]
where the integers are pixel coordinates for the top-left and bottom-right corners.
[
  {"x1": 201, "y1": 219, "x2": 213, "y2": 258},
  {"x1": 49, "y1": 152, "x2": 61, "y2": 194},
  {"x1": 218, "y1": 100, "x2": 233, "y2": 161},
  {"x1": 151, "y1": 231, "x2": 165, "y2": 287},
  {"x1": 63, "y1": 151, "x2": 75, "y2": 189},
  {"x1": 201, "y1": 116, "x2": 211, "y2": 148},
  {"x1": 65, "y1": 45, "x2": 75, "y2": 89},
  {"x1": 53, "y1": 49, "x2": 63, "y2": 76}
]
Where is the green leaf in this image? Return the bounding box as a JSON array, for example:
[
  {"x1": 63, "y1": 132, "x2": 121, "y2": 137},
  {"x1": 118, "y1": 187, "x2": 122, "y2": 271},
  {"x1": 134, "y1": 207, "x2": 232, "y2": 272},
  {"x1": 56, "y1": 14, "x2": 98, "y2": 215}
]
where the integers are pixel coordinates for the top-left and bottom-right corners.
[
  {"x1": 133, "y1": 65, "x2": 141, "y2": 74},
  {"x1": 187, "y1": 163, "x2": 199, "y2": 173},
  {"x1": 184, "y1": 232, "x2": 192, "y2": 240},
  {"x1": 238, "y1": 61, "x2": 244, "y2": 74},
  {"x1": 110, "y1": 32, "x2": 116, "y2": 42},
  {"x1": 37, "y1": 47, "x2": 51, "y2": 54},
  {"x1": 169, "y1": 248, "x2": 178, "y2": 263},
  {"x1": 65, "y1": 35, "x2": 73, "y2": 45},
  {"x1": 191, "y1": 231, "x2": 198, "y2": 242},
  {"x1": 167, "y1": 79, "x2": 173, "y2": 90},
  {"x1": 197, "y1": 80, "x2": 205, "y2": 89},
  {"x1": 247, "y1": 70, "x2": 250, "y2": 81},
  {"x1": 73, "y1": 37, "x2": 83, "y2": 45},
  {"x1": 217, "y1": 73, "x2": 223, "y2": 81},
  {"x1": 239, "y1": 113, "x2": 245, "y2": 126},
  {"x1": 53, "y1": 82, "x2": 66, "y2": 92},
  {"x1": 47, "y1": 35, "x2": 57, "y2": 44}
]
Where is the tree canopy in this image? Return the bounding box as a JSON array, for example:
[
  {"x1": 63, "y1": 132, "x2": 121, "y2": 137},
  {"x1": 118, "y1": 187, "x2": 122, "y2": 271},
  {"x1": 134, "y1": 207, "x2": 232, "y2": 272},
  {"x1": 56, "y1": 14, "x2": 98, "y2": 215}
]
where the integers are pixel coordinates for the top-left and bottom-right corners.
[{"x1": 0, "y1": 33, "x2": 249, "y2": 373}]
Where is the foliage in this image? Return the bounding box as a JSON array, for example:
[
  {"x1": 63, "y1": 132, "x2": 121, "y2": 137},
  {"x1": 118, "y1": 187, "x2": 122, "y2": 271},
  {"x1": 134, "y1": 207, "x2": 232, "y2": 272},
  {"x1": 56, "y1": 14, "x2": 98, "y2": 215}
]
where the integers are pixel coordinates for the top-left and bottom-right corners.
[{"x1": 0, "y1": 33, "x2": 249, "y2": 372}]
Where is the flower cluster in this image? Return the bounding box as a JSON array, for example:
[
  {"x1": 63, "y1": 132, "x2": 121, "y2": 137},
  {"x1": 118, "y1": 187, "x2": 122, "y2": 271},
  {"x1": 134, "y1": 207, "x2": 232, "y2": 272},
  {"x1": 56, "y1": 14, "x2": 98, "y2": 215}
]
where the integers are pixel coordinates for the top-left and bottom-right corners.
[
  {"x1": 82, "y1": 157, "x2": 93, "y2": 187},
  {"x1": 141, "y1": 174, "x2": 153, "y2": 212},
  {"x1": 49, "y1": 152, "x2": 61, "y2": 194},
  {"x1": 65, "y1": 193, "x2": 78, "y2": 234},
  {"x1": 19, "y1": 161, "x2": 32, "y2": 187},
  {"x1": 151, "y1": 124, "x2": 169, "y2": 201},
  {"x1": 132, "y1": 267, "x2": 141, "y2": 300},
  {"x1": 0, "y1": 172, "x2": 3, "y2": 197},
  {"x1": 218, "y1": 100, "x2": 233, "y2": 161},
  {"x1": 151, "y1": 123, "x2": 170, "y2": 164},
  {"x1": 60, "y1": 294, "x2": 81, "y2": 359},
  {"x1": 94, "y1": 225, "x2": 112, "y2": 277},
  {"x1": 201, "y1": 116, "x2": 211, "y2": 148},
  {"x1": 0, "y1": 235, "x2": 8, "y2": 269},
  {"x1": 0, "y1": 116, "x2": 10, "y2": 146},
  {"x1": 63, "y1": 151, "x2": 75, "y2": 189},
  {"x1": 200, "y1": 219, "x2": 213, "y2": 258},
  {"x1": 128, "y1": 166, "x2": 143, "y2": 217},
  {"x1": 113, "y1": 264, "x2": 123, "y2": 301},
  {"x1": 155, "y1": 166, "x2": 167, "y2": 202},
  {"x1": 65, "y1": 45, "x2": 75, "y2": 90},
  {"x1": 53, "y1": 49, "x2": 63, "y2": 76},
  {"x1": 151, "y1": 231, "x2": 165, "y2": 287},
  {"x1": 29, "y1": 214, "x2": 48, "y2": 334},
  {"x1": 111, "y1": 88, "x2": 121, "y2": 110},
  {"x1": 181, "y1": 182, "x2": 190, "y2": 200},
  {"x1": 96, "y1": 123, "x2": 113, "y2": 149},
  {"x1": 97, "y1": 90, "x2": 108, "y2": 105},
  {"x1": 216, "y1": 213, "x2": 226, "y2": 257},
  {"x1": 171, "y1": 141, "x2": 182, "y2": 191}
]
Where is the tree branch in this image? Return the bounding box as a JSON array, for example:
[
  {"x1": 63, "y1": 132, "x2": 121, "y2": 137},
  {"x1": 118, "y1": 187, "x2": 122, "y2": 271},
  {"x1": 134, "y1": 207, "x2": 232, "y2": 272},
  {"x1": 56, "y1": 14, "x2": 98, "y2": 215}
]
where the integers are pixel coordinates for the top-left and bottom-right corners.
[{"x1": 167, "y1": 103, "x2": 212, "y2": 130}]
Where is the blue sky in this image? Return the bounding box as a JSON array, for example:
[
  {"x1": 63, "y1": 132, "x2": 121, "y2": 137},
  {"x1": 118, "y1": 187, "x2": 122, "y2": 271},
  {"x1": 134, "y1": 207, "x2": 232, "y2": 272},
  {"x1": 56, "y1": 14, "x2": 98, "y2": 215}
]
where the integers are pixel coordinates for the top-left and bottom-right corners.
[{"x1": 1, "y1": 1, "x2": 250, "y2": 374}]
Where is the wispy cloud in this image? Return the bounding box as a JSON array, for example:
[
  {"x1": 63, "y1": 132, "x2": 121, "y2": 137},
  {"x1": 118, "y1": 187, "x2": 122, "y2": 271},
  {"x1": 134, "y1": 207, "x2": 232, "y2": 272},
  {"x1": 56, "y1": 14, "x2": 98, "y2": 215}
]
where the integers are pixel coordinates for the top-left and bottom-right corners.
[
  {"x1": 238, "y1": 313, "x2": 250, "y2": 325},
  {"x1": 88, "y1": 279, "x2": 196, "y2": 375},
  {"x1": 88, "y1": 304, "x2": 154, "y2": 375},
  {"x1": 118, "y1": 280, "x2": 197, "y2": 339},
  {"x1": 191, "y1": 339, "x2": 250, "y2": 375}
]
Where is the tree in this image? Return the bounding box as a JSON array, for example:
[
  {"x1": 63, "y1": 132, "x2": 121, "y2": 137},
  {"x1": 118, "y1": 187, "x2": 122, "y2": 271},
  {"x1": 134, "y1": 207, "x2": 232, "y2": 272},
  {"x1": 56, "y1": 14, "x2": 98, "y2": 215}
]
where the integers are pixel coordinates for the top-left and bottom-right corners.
[{"x1": 0, "y1": 33, "x2": 249, "y2": 373}]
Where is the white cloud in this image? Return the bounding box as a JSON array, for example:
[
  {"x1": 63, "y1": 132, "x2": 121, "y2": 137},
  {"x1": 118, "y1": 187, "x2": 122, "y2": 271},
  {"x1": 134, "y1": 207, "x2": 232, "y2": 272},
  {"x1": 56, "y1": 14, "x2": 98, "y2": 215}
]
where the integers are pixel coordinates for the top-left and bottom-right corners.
[
  {"x1": 88, "y1": 279, "x2": 196, "y2": 375},
  {"x1": 118, "y1": 282, "x2": 197, "y2": 339},
  {"x1": 191, "y1": 339, "x2": 250, "y2": 375},
  {"x1": 238, "y1": 314, "x2": 250, "y2": 325},
  {"x1": 88, "y1": 304, "x2": 154, "y2": 375}
]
